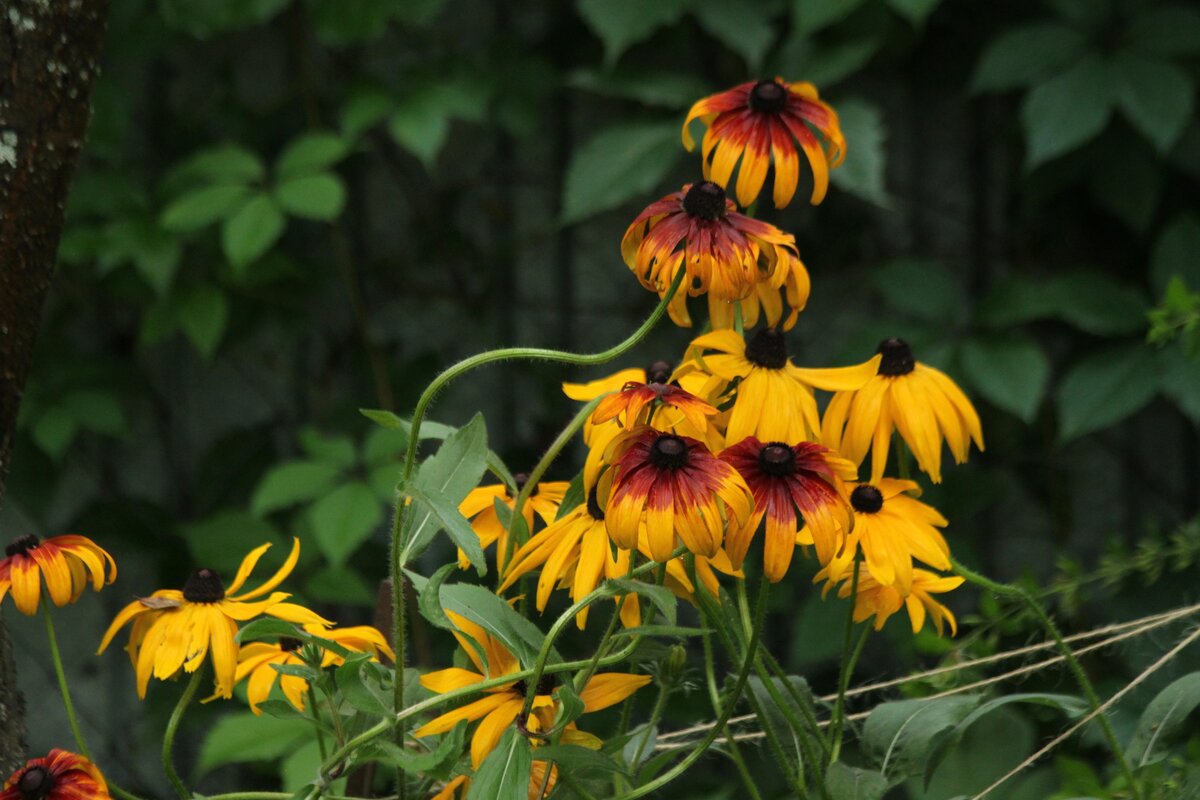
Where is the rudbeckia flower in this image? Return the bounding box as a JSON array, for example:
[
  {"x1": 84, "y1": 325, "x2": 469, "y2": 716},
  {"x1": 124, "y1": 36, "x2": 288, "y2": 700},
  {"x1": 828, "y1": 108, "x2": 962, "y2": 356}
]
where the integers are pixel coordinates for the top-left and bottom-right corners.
[
  {"x1": 684, "y1": 328, "x2": 880, "y2": 445},
  {"x1": 821, "y1": 480, "x2": 951, "y2": 594},
  {"x1": 683, "y1": 78, "x2": 845, "y2": 208},
  {"x1": 97, "y1": 538, "x2": 331, "y2": 699},
  {"x1": 709, "y1": 247, "x2": 812, "y2": 332},
  {"x1": 592, "y1": 379, "x2": 717, "y2": 433},
  {"x1": 621, "y1": 182, "x2": 804, "y2": 328},
  {"x1": 231, "y1": 625, "x2": 394, "y2": 714},
  {"x1": 0, "y1": 749, "x2": 109, "y2": 800},
  {"x1": 415, "y1": 610, "x2": 649, "y2": 768},
  {"x1": 604, "y1": 427, "x2": 753, "y2": 563},
  {"x1": 720, "y1": 438, "x2": 856, "y2": 581},
  {"x1": 458, "y1": 475, "x2": 568, "y2": 573},
  {"x1": 0, "y1": 534, "x2": 116, "y2": 616},
  {"x1": 821, "y1": 337, "x2": 984, "y2": 484},
  {"x1": 825, "y1": 567, "x2": 964, "y2": 636}
]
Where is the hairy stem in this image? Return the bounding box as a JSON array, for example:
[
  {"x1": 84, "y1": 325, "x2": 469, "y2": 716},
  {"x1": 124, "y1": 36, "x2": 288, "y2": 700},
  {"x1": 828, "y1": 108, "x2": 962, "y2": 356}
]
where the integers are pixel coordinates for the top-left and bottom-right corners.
[{"x1": 163, "y1": 669, "x2": 204, "y2": 800}]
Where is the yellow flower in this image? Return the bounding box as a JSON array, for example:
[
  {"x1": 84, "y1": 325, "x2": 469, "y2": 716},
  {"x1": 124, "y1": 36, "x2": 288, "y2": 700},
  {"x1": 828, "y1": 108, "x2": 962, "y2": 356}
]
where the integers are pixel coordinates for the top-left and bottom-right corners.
[
  {"x1": 415, "y1": 611, "x2": 650, "y2": 768},
  {"x1": 458, "y1": 477, "x2": 568, "y2": 573},
  {"x1": 232, "y1": 625, "x2": 394, "y2": 714},
  {"x1": 708, "y1": 249, "x2": 811, "y2": 332},
  {"x1": 821, "y1": 337, "x2": 984, "y2": 484},
  {"x1": 0, "y1": 534, "x2": 115, "y2": 616},
  {"x1": 97, "y1": 538, "x2": 331, "y2": 699},
  {"x1": 825, "y1": 567, "x2": 964, "y2": 636},
  {"x1": 683, "y1": 328, "x2": 880, "y2": 445}
]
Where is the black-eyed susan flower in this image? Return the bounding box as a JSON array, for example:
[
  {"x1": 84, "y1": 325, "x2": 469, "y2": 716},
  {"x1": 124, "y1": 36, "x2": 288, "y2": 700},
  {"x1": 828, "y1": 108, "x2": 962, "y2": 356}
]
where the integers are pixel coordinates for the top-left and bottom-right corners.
[
  {"x1": 822, "y1": 337, "x2": 984, "y2": 484},
  {"x1": 0, "y1": 534, "x2": 115, "y2": 616},
  {"x1": 458, "y1": 476, "x2": 568, "y2": 573},
  {"x1": 415, "y1": 610, "x2": 649, "y2": 768},
  {"x1": 604, "y1": 427, "x2": 753, "y2": 563},
  {"x1": 827, "y1": 567, "x2": 964, "y2": 636},
  {"x1": 720, "y1": 438, "x2": 856, "y2": 581},
  {"x1": 0, "y1": 749, "x2": 109, "y2": 800},
  {"x1": 683, "y1": 78, "x2": 845, "y2": 208},
  {"x1": 684, "y1": 328, "x2": 880, "y2": 445},
  {"x1": 709, "y1": 248, "x2": 812, "y2": 332},
  {"x1": 231, "y1": 625, "x2": 394, "y2": 714},
  {"x1": 592, "y1": 379, "x2": 717, "y2": 433},
  {"x1": 821, "y1": 480, "x2": 951, "y2": 595},
  {"x1": 621, "y1": 182, "x2": 804, "y2": 328},
  {"x1": 97, "y1": 538, "x2": 331, "y2": 699}
]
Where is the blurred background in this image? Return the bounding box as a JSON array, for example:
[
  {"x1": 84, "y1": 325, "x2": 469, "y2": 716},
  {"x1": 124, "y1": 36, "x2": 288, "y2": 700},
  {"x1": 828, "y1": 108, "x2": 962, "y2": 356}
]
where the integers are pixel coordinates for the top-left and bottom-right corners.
[{"x1": 3, "y1": 0, "x2": 1199, "y2": 797}]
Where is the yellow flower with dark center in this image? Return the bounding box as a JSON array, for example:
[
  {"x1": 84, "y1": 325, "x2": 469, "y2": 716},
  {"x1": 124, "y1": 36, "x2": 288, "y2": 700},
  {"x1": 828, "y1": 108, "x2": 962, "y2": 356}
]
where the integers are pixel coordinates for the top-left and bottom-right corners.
[
  {"x1": 824, "y1": 567, "x2": 964, "y2": 636},
  {"x1": 604, "y1": 427, "x2": 753, "y2": 563},
  {"x1": 820, "y1": 480, "x2": 950, "y2": 595},
  {"x1": 97, "y1": 538, "x2": 331, "y2": 699},
  {"x1": 415, "y1": 610, "x2": 649, "y2": 768},
  {"x1": 683, "y1": 78, "x2": 845, "y2": 208},
  {"x1": 683, "y1": 328, "x2": 880, "y2": 445},
  {"x1": 458, "y1": 476, "x2": 568, "y2": 573},
  {"x1": 231, "y1": 625, "x2": 394, "y2": 714},
  {"x1": 621, "y1": 182, "x2": 805, "y2": 328},
  {"x1": 0, "y1": 534, "x2": 116, "y2": 616},
  {"x1": 1, "y1": 749, "x2": 109, "y2": 800},
  {"x1": 821, "y1": 337, "x2": 984, "y2": 484},
  {"x1": 720, "y1": 437, "x2": 856, "y2": 581}
]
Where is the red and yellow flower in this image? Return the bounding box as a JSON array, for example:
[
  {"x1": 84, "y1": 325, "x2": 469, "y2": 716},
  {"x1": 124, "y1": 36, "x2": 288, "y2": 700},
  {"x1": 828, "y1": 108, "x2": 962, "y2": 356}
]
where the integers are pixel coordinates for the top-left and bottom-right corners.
[
  {"x1": 683, "y1": 78, "x2": 845, "y2": 208},
  {"x1": 1, "y1": 750, "x2": 109, "y2": 800},
  {"x1": 0, "y1": 534, "x2": 115, "y2": 616},
  {"x1": 720, "y1": 438, "x2": 856, "y2": 581},
  {"x1": 824, "y1": 567, "x2": 964, "y2": 636},
  {"x1": 458, "y1": 476, "x2": 568, "y2": 573},
  {"x1": 591, "y1": 379, "x2": 717, "y2": 434}
]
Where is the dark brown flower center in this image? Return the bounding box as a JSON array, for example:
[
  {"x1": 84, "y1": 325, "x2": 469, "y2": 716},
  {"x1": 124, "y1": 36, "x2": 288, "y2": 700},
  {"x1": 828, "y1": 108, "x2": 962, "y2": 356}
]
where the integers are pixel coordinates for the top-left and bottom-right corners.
[
  {"x1": 645, "y1": 360, "x2": 674, "y2": 386},
  {"x1": 5, "y1": 535, "x2": 39, "y2": 558},
  {"x1": 649, "y1": 435, "x2": 689, "y2": 470},
  {"x1": 682, "y1": 181, "x2": 727, "y2": 221},
  {"x1": 18, "y1": 766, "x2": 50, "y2": 800},
  {"x1": 513, "y1": 675, "x2": 557, "y2": 697},
  {"x1": 758, "y1": 443, "x2": 796, "y2": 477},
  {"x1": 586, "y1": 485, "x2": 605, "y2": 521},
  {"x1": 850, "y1": 485, "x2": 884, "y2": 514},
  {"x1": 745, "y1": 328, "x2": 788, "y2": 370},
  {"x1": 514, "y1": 472, "x2": 538, "y2": 497},
  {"x1": 749, "y1": 79, "x2": 787, "y2": 113},
  {"x1": 876, "y1": 338, "x2": 915, "y2": 376},
  {"x1": 182, "y1": 568, "x2": 226, "y2": 603},
  {"x1": 280, "y1": 637, "x2": 303, "y2": 652}
]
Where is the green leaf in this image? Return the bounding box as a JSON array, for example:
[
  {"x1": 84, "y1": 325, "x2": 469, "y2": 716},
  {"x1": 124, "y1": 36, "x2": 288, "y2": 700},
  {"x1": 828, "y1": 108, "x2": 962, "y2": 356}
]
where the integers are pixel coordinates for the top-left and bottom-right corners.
[
  {"x1": 1128, "y1": 672, "x2": 1200, "y2": 765},
  {"x1": 467, "y1": 728, "x2": 531, "y2": 800},
  {"x1": 167, "y1": 145, "x2": 265, "y2": 188},
  {"x1": 556, "y1": 473, "x2": 586, "y2": 520},
  {"x1": 222, "y1": 193, "x2": 285, "y2": 270},
  {"x1": 566, "y1": 69, "x2": 709, "y2": 109},
  {"x1": 305, "y1": 566, "x2": 374, "y2": 605},
  {"x1": 959, "y1": 335, "x2": 1050, "y2": 423},
  {"x1": 1151, "y1": 213, "x2": 1200, "y2": 294},
  {"x1": 439, "y1": 582, "x2": 548, "y2": 669},
  {"x1": 825, "y1": 761, "x2": 887, "y2": 800},
  {"x1": 400, "y1": 414, "x2": 490, "y2": 566},
  {"x1": 386, "y1": 78, "x2": 486, "y2": 169},
  {"x1": 775, "y1": 36, "x2": 881, "y2": 89},
  {"x1": 535, "y1": 744, "x2": 623, "y2": 774},
  {"x1": 872, "y1": 259, "x2": 960, "y2": 322},
  {"x1": 341, "y1": 87, "x2": 395, "y2": 137},
  {"x1": 336, "y1": 655, "x2": 392, "y2": 715},
  {"x1": 251, "y1": 460, "x2": 345, "y2": 516},
  {"x1": 1128, "y1": 5, "x2": 1200, "y2": 58},
  {"x1": 414, "y1": 563, "x2": 459, "y2": 631},
  {"x1": 1056, "y1": 344, "x2": 1159, "y2": 441},
  {"x1": 196, "y1": 712, "x2": 311, "y2": 773},
  {"x1": 830, "y1": 99, "x2": 888, "y2": 207},
  {"x1": 274, "y1": 173, "x2": 347, "y2": 221},
  {"x1": 161, "y1": 184, "x2": 252, "y2": 232},
  {"x1": 360, "y1": 409, "x2": 514, "y2": 488},
  {"x1": 748, "y1": 674, "x2": 816, "y2": 775},
  {"x1": 561, "y1": 122, "x2": 683, "y2": 223},
  {"x1": 308, "y1": 481, "x2": 385, "y2": 567},
  {"x1": 690, "y1": 0, "x2": 775, "y2": 70},
  {"x1": 575, "y1": 0, "x2": 688, "y2": 66},
  {"x1": 977, "y1": 271, "x2": 1148, "y2": 336},
  {"x1": 276, "y1": 133, "x2": 350, "y2": 179},
  {"x1": 236, "y1": 617, "x2": 304, "y2": 644},
  {"x1": 178, "y1": 285, "x2": 229, "y2": 360},
  {"x1": 364, "y1": 427, "x2": 408, "y2": 466},
  {"x1": 886, "y1": 0, "x2": 940, "y2": 26},
  {"x1": 861, "y1": 695, "x2": 981, "y2": 780},
  {"x1": 405, "y1": 485, "x2": 487, "y2": 576},
  {"x1": 792, "y1": 0, "x2": 868, "y2": 34},
  {"x1": 1156, "y1": 346, "x2": 1200, "y2": 423},
  {"x1": 1089, "y1": 141, "x2": 1161, "y2": 233},
  {"x1": 970, "y1": 23, "x2": 1086, "y2": 92},
  {"x1": 1020, "y1": 55, "x2": 1112, "y2": 168},
  {"x1": 280, "y1": 740, "x2": 324, "y2": 793},
  {"x1": 298, "y1": 429, "x2": 358, "y2": 469},
  {"x1": 309, "y1": 0, "x2": 395, "y2": 45},
  {"x1": 182, "y1": 512, "x2": 285, "y2": 579},
  {"x1": 1111, "y1": 52, "x2": 1195, "y2": 154},
  {"x1": 364, "y1": 721, "x2": 466, "y2": 773},
  {"x1": 605, "y1": 578, "x2": 677, "y2": 626}
]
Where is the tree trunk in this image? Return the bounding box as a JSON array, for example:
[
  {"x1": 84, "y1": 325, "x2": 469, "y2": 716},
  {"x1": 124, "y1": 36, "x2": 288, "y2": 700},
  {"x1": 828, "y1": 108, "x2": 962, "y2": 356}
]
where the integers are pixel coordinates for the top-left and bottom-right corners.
[{"x1": 0, "y1": 0, "x2": 111, "y2": 773}]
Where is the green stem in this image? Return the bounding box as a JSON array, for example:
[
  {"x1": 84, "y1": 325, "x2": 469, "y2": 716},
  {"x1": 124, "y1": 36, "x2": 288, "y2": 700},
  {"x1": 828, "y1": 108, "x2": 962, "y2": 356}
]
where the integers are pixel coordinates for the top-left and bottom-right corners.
[
  {"x1": 629, "y1": 680, "x2": 671, "y2": 779},
  {"x1": 756, "y1": 645, "x2": 829, "y2": 755},
  {"x1": 702, "y1": 628, "x2": 764, "y2": 800},
  {"x1": 950, "y1": 555, "x2": 1143, "y2": 800},
  {"x1": 611, "y1": 578, "x2": 770, "y2": 800},
  {"x1": 163, "y1": 669, "x2": 203, "y2": 800},
  {"x1": 390, "y1": 525, "x2": 408, "y2": 800},
  {"x1": 829, "y1": 559, "x2": 863, "y2": 764},
  {"x1": 308, "y1": 686, "x2": 329, "y2": 761},
  {"x1": 41, "y1": 602, "x2": 90, "y2": 760}
]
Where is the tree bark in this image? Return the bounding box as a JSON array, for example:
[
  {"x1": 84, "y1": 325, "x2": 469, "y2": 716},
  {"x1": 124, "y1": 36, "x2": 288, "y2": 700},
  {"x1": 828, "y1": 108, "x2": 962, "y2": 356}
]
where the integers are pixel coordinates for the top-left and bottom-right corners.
[{"x1": 0, "y1": 0, "x2": 111, "y2": 773}]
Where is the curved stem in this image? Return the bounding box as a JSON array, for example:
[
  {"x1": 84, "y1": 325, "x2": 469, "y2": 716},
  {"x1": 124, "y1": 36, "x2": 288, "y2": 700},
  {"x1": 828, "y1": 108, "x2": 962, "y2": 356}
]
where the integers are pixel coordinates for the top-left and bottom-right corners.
[
  {"x1": 829, "y1": 559, "x2": 863, "y2": 763},
  {"x1": 41, "y1": 602, "x2": 90, "y2": 760},
  {"x1": 390, "y1": 559, "x2": 408, "y2": 800},
  {"x1": 163, "y1": 669, "x2": 203, "y2": 800},
  {"x1": 308, "y1": 686, "x2": 329, "y2": 761},
  {"x1": 950, "y1": 555, "x2": 1143, "y2": 800}
]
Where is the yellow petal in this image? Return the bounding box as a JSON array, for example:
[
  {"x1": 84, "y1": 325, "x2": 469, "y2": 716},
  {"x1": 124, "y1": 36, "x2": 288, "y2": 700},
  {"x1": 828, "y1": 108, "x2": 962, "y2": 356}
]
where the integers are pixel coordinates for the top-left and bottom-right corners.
[
  {"x1": 579, "y1": 673, "x2": 653, "y2": 713},
  {"x1": 470, "y1": 698, "x2": 524, "y2": 768}
]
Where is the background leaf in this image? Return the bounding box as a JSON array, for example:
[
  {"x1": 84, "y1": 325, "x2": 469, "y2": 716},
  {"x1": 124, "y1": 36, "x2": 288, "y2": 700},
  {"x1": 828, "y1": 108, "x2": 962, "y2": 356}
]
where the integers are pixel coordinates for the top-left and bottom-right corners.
[{"x1": 561, "y1": 122, "x2": 683, "y2": 223}]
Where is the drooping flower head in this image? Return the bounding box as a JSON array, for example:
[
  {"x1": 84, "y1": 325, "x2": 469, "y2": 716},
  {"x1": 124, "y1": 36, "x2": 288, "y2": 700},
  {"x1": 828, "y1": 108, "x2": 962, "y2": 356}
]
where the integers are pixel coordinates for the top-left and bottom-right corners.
[
  {"x1": 592, "y1": 378, "x2": 717, "y2": 433},
  {"x1": 97, "y1": 538, "x2": 331, "y2": 699},
  {"x1": 621, "y1": 182, "x2": 805, "y2": 328},
  {"x1": 0, "y1": 534, "x2": 116, "y2": 616},
  {"x1": 824, "y1": 567, "x2": 964, "y2": 636},
  {"x1": 720, "y1": 438, "x2": 856, "y2": 581},
  {"x1": 0, "y1": 750, "x2": 109, "y2": 800},
  {"x1": 604, "y1": 427, "x2": 753, "y2": 563},
  {"x1": 822, "y1": 337, "x2": 984, "y2": 484},
  {"x1": 458, "y1": 476, "x2": 568, "y2": 573},
  {"x1": 683, "y1": 78, "x2": 845, "y2": 208}
]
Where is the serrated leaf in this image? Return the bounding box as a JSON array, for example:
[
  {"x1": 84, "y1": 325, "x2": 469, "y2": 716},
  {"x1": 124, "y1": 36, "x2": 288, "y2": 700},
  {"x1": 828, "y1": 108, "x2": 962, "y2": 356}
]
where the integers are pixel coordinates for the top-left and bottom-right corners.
[
  {"x1": 309, "y1": 481, "x2": 385, "y2": 566},
  {"x1": 825, "y1": 761, "x2": 887, "y2": 800},
  {"x1": 222, "y1": 193, "x2": 285, "y2": 270},
  {"x1": 575, "y1": 0, "x2": 688, "y2": 66},
  {"x1": 274, "y1": 173, "x2": 346, "y2": 221},
  {"x1": 862, "y1": 695, "x2": 981, "y2": 780},
  {"x1": 252, "y1": 460, "x2": 345, "y2": 516},
  {"x1": 178, "y1": 285, "x2": 229, "y2": 360},
  {"x1": 561, "y1": 122, "x2": 683, "y2": 223},
  {"x1": 467, "y1": 729, "x2": 531, "y2": 800},
  {"x1": 1056, "y1": 344, "x2": 1158, "y2": 441},
  {"x1": 970, "y1": 23, "x2": 1086, "y2": 92},
  {"x1": 959, "y1": 335, "x2": 1050, "y2": 423},
  {"x1": 439, "y1": 582, "x2": 548, "y2": 670},
  {"x1": 1128, "y1": 672, "x2": 1200, "y2": 765},
  {"x1": 1111, "y1": 52, "x2": 1195, "y2": 154},
  {"x1": 161, "y1": 184, "x2": 253, "y2": 232},
  {"x1": 276, "y1": 133, "x2": 350, "y2": 179},
  {"x1": 405, "y1": 485, "x2": 486, "y2": 576},
  {"x1": 830, "y1": 99, "x2": 888, "y2": 207},
  {"x1": 1020, "y1": 55, "x2": 1112, "y2": 168}
]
